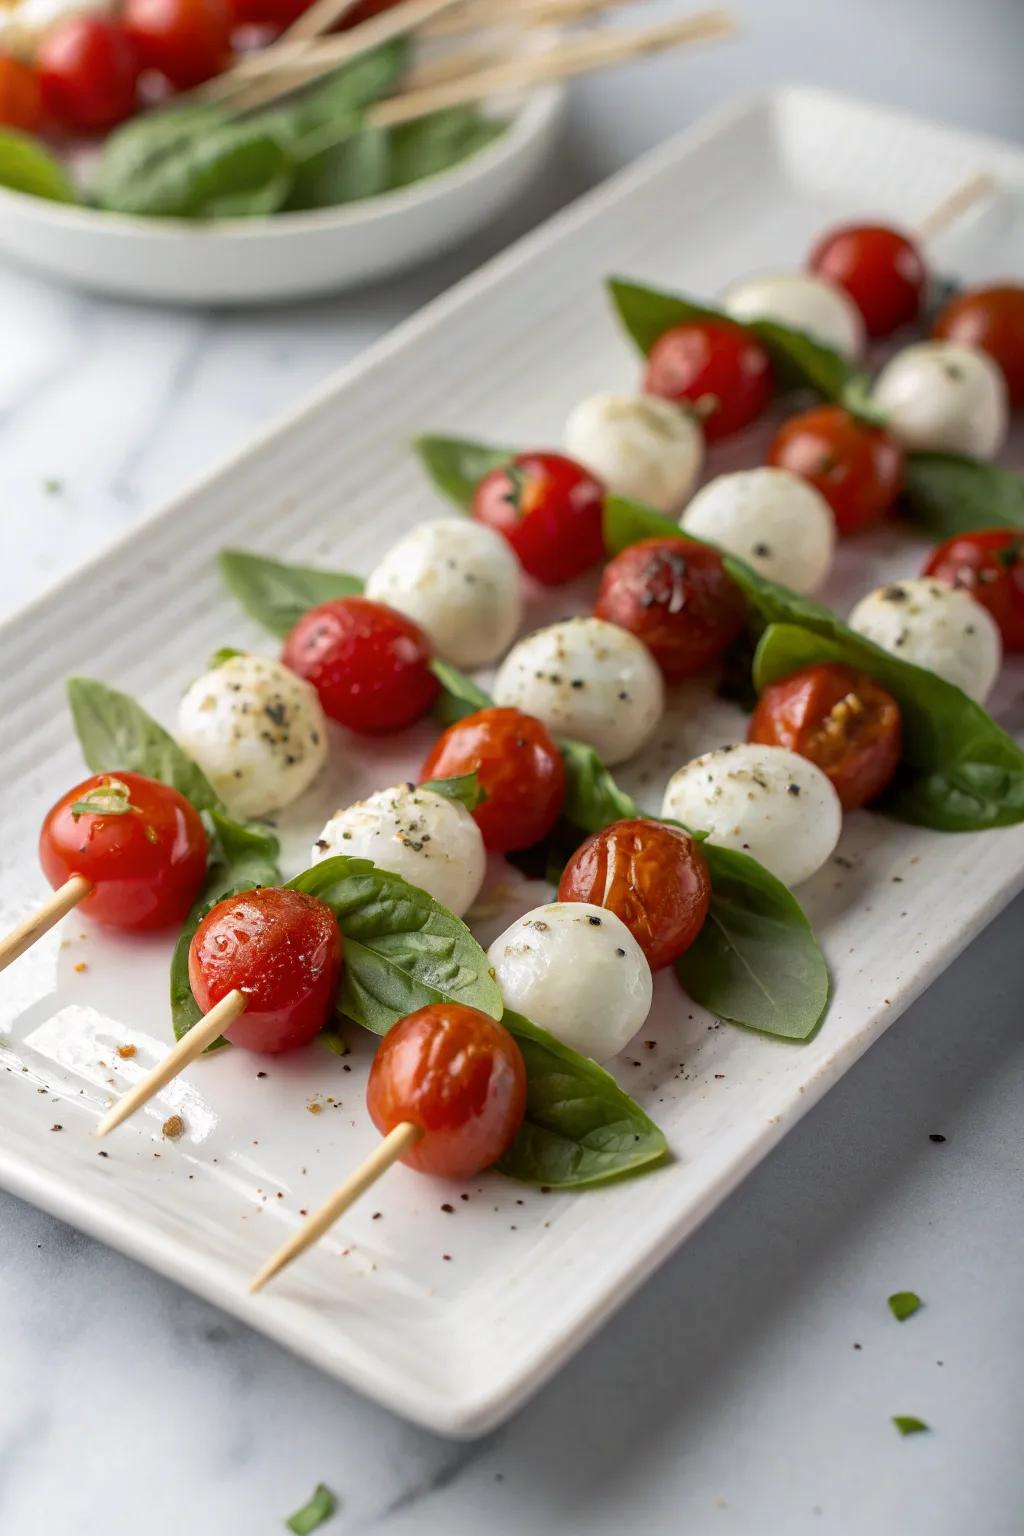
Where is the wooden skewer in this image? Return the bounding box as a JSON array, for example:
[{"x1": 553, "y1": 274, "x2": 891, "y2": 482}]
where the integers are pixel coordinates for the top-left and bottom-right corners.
[
  {"x1": 916, "y1": 171, "x2": 996, "y2": 243},
  {"x1": 95, "y1": 988, "x2": 246, "y2": 1138},
  {"x1": 0, "y1": 875, "x2": 93, "y2": 975},
  {"x1": 423, "y1": 0, "x2": 638, "y2": 37},
  {"x1": 249, "y1": 1121, "x2": 422, "y2": 1293}
]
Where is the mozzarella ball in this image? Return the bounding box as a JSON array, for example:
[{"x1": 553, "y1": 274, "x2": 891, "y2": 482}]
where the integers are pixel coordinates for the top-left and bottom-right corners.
[
  {"x1": 487, "y1": 902, "x2": 652, "y2": 1061},
  {"x1": 0, "y1": 0, "x2": 112, "y2": 58},
  {"x1": 364, "y1": 517, "x2": 521, "y2": 669},
  {"x1": 872, "y1": 341, "x2": 1008, "y2": 459},
  {"x1": 311, "y1": 784, "x2": 485, "y2": 917},
  {"x1": 848, "y1": 577, "x2": 1001, "y2": 703},
  {"x1": 563, "y1": 392, "x2": 703, "y2": 514},
  {"x1": 681, "y1": 468, "x2": 835, "y2": 593},
  {"x1": 178, "y1": 654, "x2": 327, "y2": 819},
  {"x1": 492, "y1": 617, "x2": 664, "y2": 766},
  {"x1": 662, "y1": 743, "x2": 842, "y2": 888},
  {"x1": 722, "y1": 271, "x2": 865, "y2": 360}
]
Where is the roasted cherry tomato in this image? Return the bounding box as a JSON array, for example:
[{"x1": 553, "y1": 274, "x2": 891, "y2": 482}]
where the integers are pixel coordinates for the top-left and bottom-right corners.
[
  {"x1": 419, "y1": 706, "x2": 565, "y2": 853},
  {"x1": 558, "y1": 817, "x2": 711, "y2": 970},
  {"x1": 808, "y1": 224, "x2": 926, "y2": 338},
  {"x1": 923, "y1": 528, "x2": 1024, "y2": 652},
  {"x1": 123, "y1": 0, "x2": 231, "y2": 87},
  {"x1": 38, "y1": 771, "x2": 208, "y2": 930},
  {"x1": 766, "y1": 405, "x2": 904, "y2": 536},
  {"x1": 189, "y1": 886, "x2": 342, "y2": 1054},
  {"x1": 472, "y1": 451, "x2": 605, "y2": 585},
  {"x1": 0, "y1": 55, "x2": 44, "y2": 131},
  {"x1": 37, "y1": 16, "x2": 139, "y2": 132},
  {"x1": 282, "y1": 595, "x2": 439, "y2": 733},
  {"x1": 644, "y1": 321, "x2": 773, "y2": 440},
  {"x1": 933, "y1": 285, "x2": 1024, "y2": 406},
  {"x1": 366, "y1": 1003, "x2": 526, "y2": 1178},
  {"x1": 749, "y1": 663, "x2": 902, "y2": 811},
  {"x1": 594, "y1": 535, "x2": 747, "y2": 678}
]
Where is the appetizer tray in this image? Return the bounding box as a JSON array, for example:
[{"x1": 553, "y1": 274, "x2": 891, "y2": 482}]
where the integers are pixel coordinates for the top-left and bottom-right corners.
[{"x1": 2, "y1": 85, "x2": 1022, "y2": 1436}]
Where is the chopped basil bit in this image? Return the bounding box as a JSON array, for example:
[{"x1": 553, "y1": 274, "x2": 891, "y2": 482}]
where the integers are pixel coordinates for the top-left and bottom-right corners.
[
  {"x1": 70, "y1": 777, "x2": 136, "y2": 818},
  {"x1": 888, "y1": 1291, "x2": 922, "y2": 1322},
  {"x1": 208, "y1": 645, "x2": 245, "y2": 669},
  {"x1": 320, "y1": 1027, "x2": 349, "y2": 1057},
  {"x1": 892, "y1": 1415, "x2": 929, "y2": 1437},
  {"x1": 285, "y1": 1483, "x2": 336, "y2": 1534}
]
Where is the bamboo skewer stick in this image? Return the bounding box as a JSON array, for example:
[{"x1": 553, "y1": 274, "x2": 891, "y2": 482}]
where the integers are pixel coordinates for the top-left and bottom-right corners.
[
  {"x1": 423, "y1": 0, "x2": 639, "y2": 37},
  {"x1": 249, "y1": 1122, "x2": 422, "y2": 1293},
  {"x1": 916, "y1": 171, "x2": 995, "y2": 243},
  {"x1": 226, "y1": 0, "x2": 469, "y2": 88},
  {"x1": 0, "y1": 875, "x2": 93, "y2": 974}
]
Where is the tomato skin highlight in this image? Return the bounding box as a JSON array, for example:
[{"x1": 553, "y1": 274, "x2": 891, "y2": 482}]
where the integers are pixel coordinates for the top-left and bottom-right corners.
[
  {"x1": 933, "y1": 285, "x2": 1024, "y2": 406},
  {"x1": 282, "y1": 596, "x2": 439, "y2": 734},
  {"x1": 923, "y1": 528, "x2": 1024, "y2": 653},
  {"x1": 749, "y1": 663, "x2": 902, "y2": 811},
  {"x1": 0, "y1": 55, "x2": 44, "y2": 132},
  {"x1": 558, "y1": 818, "x2": 711, "y2": 970},
  {"x1": 189, "y1": 886, "x2": 342, "y2": 1054},
  {"x1": 766, "y1": 405, "x2": 904, "y2": 536},
  {"x1": 419, "y1": 706, "x2": 565, "y2": 853},
  {"x1": 471, "y1": 451, "x2": 605, "y2": 585},
  {"x1": 808, "y1": 224, "x2": 926, "y2": 338},
  {"x1": 124, "y1": 0, "x2": 232, "y2": 86},
  {"x1": 594, "y1": 535, "x2": 747, "y2": 679},
  {"x1": 367, "y1": 1004, "x2": 527, "y2": 1178},
  {"x1": 37, "y1": 16, "x2": 139, "y2": 132},
  {"x1": 644, "y1": 321, "x2": 772, "y2": 440},
  {"x1": 38, "y1": 771, "x2": 208, "y2": 930}
]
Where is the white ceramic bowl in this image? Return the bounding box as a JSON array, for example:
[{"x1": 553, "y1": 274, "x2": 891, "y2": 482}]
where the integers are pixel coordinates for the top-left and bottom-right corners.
[{"x1": 0, "y1": 83, "x2": 563, "y2": 304}]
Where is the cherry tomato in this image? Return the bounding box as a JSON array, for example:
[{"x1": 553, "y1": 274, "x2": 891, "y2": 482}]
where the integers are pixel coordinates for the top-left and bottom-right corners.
[
  {"x1": 593, "y1": 535, "x2": 747, "y2": 679},
  {"x1": 558, "y1": 818, "x2": 710, "y2": 970},
  {"x1": 282, "y1": 596, "x2": 439, "y2": 733},
  {"x1": 189, "y1": 886, "x2": 342, "y2": 1054},
  {"x1": 38, "y1": 771, "x2": 208, "y2": 930},
  {"x1": 124, "y1": 0, "x2": 232, "y2": 88},
  {"x1": 923, "y1": 528, "x2": 1024, "y2": 652},
  {"x1": 472, "y1": 451, "x2": 605, "y2": 585},
  {"x1": 766, "y1": 405, "x2": 904, "y2": 536},
  {"x1": 37, "y1": 16, "x2": 138, "y2": 132},
  {"x1": 933, "y1": 285, "x2": 1024, "y2": 407},
  {"x1": 0, "y1": 55, "x2": 44, "y2": 132},
  {"x1": 419, "y1": 706, "x2": 565, "y2": 853},
  {"x1": 808, "y1": 224, "x2": 926, "y2": 338},
  {"x1": 749, "y1": 663, "x2": 902, "y2": 811},
  {"x1": 366, "y1": 1003, "x2": 526, "y2": 1178},
  {"x1": 644, "y1": 321, "x2": 773, "y2": 440}
]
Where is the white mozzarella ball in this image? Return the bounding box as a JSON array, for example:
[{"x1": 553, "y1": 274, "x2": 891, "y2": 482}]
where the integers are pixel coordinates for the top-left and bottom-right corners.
[
  {"x1": 563, "y1": 392, "x2": 703, "y2": 514},
  {"x1": 491, "y1": 617, "x2": 664, "y2": 766},
  {"x1": 848, "y1": 577, "x2": 1001, "y2": 703},
  {"x1": 681, "y1": 468, "x2": 835, "y2": 594},
  {"x1": 178, "y1": 654, "x2": 327, "y2": 819},
  {"x1": 0, "y1": 0, "x2": 113, "y2": 58},
  {"x1": 487, "y1": 902, "x2": 652, "y2": 1061},
  {"x1": 364, "y1": 517, "x2": 521, "y2": 669},
  {"x1": 872, "y1": 341, "x2": 1008, "y2": 459},
  {"x1": 311, "y1": 784, "x2": 485, "y2": 917},
  {"x1": 722, "y1": 271, "x2": 865, "y2": 359},
  {"x1": 662, "y1": 743, "x2": 842, "y2": 888}
]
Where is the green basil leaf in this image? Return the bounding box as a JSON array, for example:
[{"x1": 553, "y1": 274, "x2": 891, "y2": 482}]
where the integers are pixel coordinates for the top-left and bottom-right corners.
[
  {"x1": 287, "y1": 855, "x2": 502, "y2": 1033},
  {"x1": 67, "y1": 677, "x2": 221, "y2": 814},
  {"x1": 219, "y1": 548, "x2": 364, "y2": 638},
  {"x1": 200, "y1": 172, "x2": 293, "y2": 219},
  {"x1": 888, "y1": 1290, "x2": 922, "y2": 1322},
  {"x1": 902, "y1": 452, "x2": 1024, "y2": 536},
  {"x1": 559, "y1": 738, "x2": 640, "y2": 833},
  {"x1": 386, "y1": 106, "x2": 505, "y2": 189},
  {"x1": 496, "y1": 1011, "x2": 668, "y2": 1187},
  {"x1": 0, "y1": 129, "x2": 77, "y2": 204},
  {"x1": 288, "y1": 39, "x2": 409, "y2": 128},
  {"x1": 208, "y1": 646, "x2": 245, "y2": 669},
  {"x1": 419, "y1": 771, "x2": 486, "y2": 810},
  {"x1": 98, "y1": 125, "x2": 292, "y2": 219},
  {"x1": 286, "y1": 123, "x2": 390, "y2": 210},
  {"x1": 93, "y1": 105, "x2": 223, "y2": 207},
  {"x1": 414, "y1": 434, "x2": 515, "y2": 509},
  {"x1": 892, "y1": 1416, "x2": 929, "y2": 1437},
  {"x1": 429, "y1": 657, "x2": 493, "y2": 724},
  {"x1": 285, "y1": 1481, "x2": 337, "y2": 1535}
]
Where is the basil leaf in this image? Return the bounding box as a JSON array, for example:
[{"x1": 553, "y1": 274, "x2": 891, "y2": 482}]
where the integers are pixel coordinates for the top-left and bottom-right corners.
[
  {"x1": 287, "y1": 855, "x2": 502, "y2": 1033},
  {"x1": 888, "y1": 1291, "x2": 922, "y2": 1322},
  {"x1": 419, "y1": 771, "x2": 486, "y2": 810},
  {"x1": 93, "y1": 105, "x2": 223, "y2": 208},
  {"x1": 496, "y1": 1011, "x2": 668, "y2": 1187},
  {"x1": 208, "y1": 646, "x2": 245, "y2": 669},
  {"x1": 902, "y1": 452, "x2": 1024, "y2": 536},
  {"x1": 219, "y1": 548, "x2": 363, "y2": 638},
  {"x1": 892, "y1": 1416, "x2": 929, "y2": 1437},
  {"x1": 286, "y1": 123, "x2": 390, "y2": 211},
  {"x1": 288, "y1": 39, "x2": 409, "y2": 128},
  {"x1": 414, "y1": 434, "x2": 515, "y2": 509},
  {"x1": 285, "y1": 1482, "x2": 337, "y2": 1535},
  {"x1": 429, "y1": 657, "x2": 492, "y2": 724},
  {"x1": 201, "y1": 172, "x2": 293, "y2": 219},
  {"x1": 559, "y1": 738, "x2": 640, "y2": 833},
  {"x1": 67, "y1": 677, "x2": 221, "y2": 814},
  {"x1": 386, "y1": 107, "x2": 505, "y2": 189},
  {"x1": 98, "y1": 124, "x2": 292, "y2": 219},
  {"x1": 0, "y1": 129, "x2": 77, "y2": 204}
]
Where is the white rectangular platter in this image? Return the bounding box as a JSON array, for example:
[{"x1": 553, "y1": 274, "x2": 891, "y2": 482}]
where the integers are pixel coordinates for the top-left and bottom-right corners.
[{"x1": 1, "y1": 86, "x2": 1022, "y2": 1437}]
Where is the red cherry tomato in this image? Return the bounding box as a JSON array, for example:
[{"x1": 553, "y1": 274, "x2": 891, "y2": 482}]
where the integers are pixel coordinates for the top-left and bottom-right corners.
[
  {"x1": 282, "y1": 596, "x2": 439, "y2": 734},
  {"x1": 471, "y1": 451, "x2": 605, "y2": 586},
  {"x1": 189, "y1": 886, "x2": 342, "y2": 1054},
  {"x1": 749, "y1": 663, "x2": 902, "y2": 811},
  {"x1": 419, "y1": 706, "x2": 565, "y2": 853},
  {"x1": 37, "y1": 16, "x2": 138, "y2": 132},
  {"x1": 0, "y1": 55, "x2": 44, "y2": 132},
  {"x1": 766, "y1": 405, "x2": 904, "y2": 536},
  {"x1": 594, "y1": 535, "x2": 747, "y2": 679},
  {"x1": 933, "y1": 285, "x2": 1024, "y2": 406},
  {"x1": 808, "y1": 224, "x2": 926, "y2": 338},
  {"x1": 558, "y1": 818, "x2": 710, "y2": 970},
  {"x1": 923, "y1": 528, "x2": 1024, "y2": 653},
  {"x1": 644, "y1": 321, "x2": 773, "y2": 440},
  {"x1": 38, "y1": 771, "x2": 208, "y2": 930},
  {"x1": 123, "y1": 0, "x2": 231, "y2": 88},
  {"x1": 366, "y1": 1003, "x2": 526, "y2": 1178}
]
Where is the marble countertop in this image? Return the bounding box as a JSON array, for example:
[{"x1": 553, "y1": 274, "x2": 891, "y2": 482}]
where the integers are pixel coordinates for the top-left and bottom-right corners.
[{"x1": 1, "y1": 2, "x2": 1022, "y2": 1531}]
